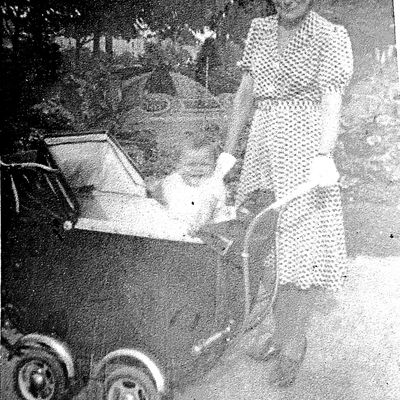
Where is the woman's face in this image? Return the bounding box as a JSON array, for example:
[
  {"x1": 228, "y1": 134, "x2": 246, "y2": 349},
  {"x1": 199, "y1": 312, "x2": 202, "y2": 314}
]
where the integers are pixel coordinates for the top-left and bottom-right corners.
[{"x1": 272, "y1": 0, "x2": 314, "y2": 25}]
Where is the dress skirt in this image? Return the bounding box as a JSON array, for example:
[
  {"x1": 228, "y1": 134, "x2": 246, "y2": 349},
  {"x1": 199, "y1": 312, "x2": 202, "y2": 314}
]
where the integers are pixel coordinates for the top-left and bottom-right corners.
[{"x1": 236, "y1": 99, "x2": 348, "y2": 291}]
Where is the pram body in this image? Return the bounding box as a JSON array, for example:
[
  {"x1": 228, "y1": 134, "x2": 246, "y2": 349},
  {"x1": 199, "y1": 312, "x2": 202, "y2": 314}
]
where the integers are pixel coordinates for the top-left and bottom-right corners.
[{"x1": 1, "y1": 131, "x2": 277, "y2": 400}]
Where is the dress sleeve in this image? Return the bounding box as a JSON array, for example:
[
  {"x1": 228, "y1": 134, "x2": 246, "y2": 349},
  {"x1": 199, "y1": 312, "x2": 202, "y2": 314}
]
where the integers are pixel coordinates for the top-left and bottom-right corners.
[
  {"x1": 237, "y1": 18, "x2": 259, "y2": 77},
  {"x1": 319, "y1": 25, "x2": 353, "y2": 95}
]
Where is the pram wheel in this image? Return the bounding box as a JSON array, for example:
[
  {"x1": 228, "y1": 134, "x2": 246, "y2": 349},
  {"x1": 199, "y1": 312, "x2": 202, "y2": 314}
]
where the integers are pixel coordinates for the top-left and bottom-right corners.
[
  {"x1": 13, "y1": 348, "x2": 68, "y2": 400},
  {"x1": 104, "y1": 366, "x2": 160, "y2": 400}
]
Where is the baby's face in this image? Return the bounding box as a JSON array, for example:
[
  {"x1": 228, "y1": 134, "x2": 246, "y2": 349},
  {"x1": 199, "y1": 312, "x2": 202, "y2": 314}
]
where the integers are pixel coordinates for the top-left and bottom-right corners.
[{"x1": 178, "y1": 148, "x2": 215, "y2": 187}]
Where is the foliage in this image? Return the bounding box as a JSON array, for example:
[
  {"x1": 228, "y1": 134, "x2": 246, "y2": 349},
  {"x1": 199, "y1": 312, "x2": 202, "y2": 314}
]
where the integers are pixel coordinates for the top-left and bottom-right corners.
[
  {"x1": 45, "y1": 51, "x2": 128, "y2": 130},
  {"x1": 117, "y1": 130, "x2": 179, "y2": 178},
  {"x1": 61, "y1": 0, "x2": 274, "y2": 59},
  {"x1": 0, "y1": 0, "x2": 273, "y2": 153},
  {"x1": 2, "y1": 0, "x2": 80, "y2": 46},
  {"x1": 338, "y1": 51, "x2": 400, "y2": 206},
  {"x1": 203, "y1": 41, "x2": 243, "y2": 95},
  {"x1": 62, "y1": 0, "x2": 225, "y2": 59},
  {"x1": 139, "y1": 40, "x2": 194, "y2": 74},
  {"x1": 9, "y1": 37, "x2": 195, "y2": 146},
  {"x1": 195, "y1": 37, "x2": 220, "y2": 88},
  {"x1": 216, "y1": 0, "x2": 275, "y2": 43},
  {"x1": 1, "y1": 0, "x2": 81, "y2": 154},
  {"x1": 30, "y1": 98, "x2": 75, "y2": 131},
  {"x1": 62, "y1": 0, "x2": 149, "y2": 58},
  {"x1": 193, "y1": 1, "x2": 275, "y2": 93},
  {"x1": 142, "y1": 0, "x2": 227, "y2": 38}
]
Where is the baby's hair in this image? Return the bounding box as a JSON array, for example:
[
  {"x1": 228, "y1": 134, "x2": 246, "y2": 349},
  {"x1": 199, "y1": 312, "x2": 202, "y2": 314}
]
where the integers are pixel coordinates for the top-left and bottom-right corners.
[{"x1": 180, "y1": 131, "x2": 221, "y2": 163}]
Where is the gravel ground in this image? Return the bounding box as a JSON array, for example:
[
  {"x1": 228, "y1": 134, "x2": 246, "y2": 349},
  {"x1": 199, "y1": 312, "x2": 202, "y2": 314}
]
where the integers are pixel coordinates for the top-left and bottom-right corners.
[{"x1": 174, "y1": 255, "x2": 400, "y2": 400}]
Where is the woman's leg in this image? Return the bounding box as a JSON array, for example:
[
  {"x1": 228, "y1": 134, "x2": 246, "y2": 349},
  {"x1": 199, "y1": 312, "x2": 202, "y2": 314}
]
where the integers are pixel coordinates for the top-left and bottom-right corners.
[
  {"x1": 272, "y1": 283, "x2": 316, "y2": 353},
  {"x1": 268, "y1": 283, "x2": 319, "y2": 386}
]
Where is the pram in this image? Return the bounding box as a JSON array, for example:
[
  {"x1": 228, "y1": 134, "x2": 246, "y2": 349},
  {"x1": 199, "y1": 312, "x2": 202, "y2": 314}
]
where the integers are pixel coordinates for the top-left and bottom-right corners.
[{"x1": 1, "y1": 130, "x2": 313, "y2": 400}]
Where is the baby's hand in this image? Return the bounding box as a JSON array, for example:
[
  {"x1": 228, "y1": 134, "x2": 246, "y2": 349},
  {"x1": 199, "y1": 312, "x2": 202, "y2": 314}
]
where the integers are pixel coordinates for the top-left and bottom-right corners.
[
  {"x1": 309, "y1": 155, "x2": 339, "y2": 187},
  {"x1": 214, "y1": 153, "x2": 237, "y2": 180}
]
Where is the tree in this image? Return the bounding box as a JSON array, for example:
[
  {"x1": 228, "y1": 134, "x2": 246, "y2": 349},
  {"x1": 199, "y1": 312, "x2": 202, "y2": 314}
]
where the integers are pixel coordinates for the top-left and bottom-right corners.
[
  {"x1": 62, "y1": 0, "x2": 233, "y2": 58},
  {"x1": 61, "y1": 0, "x2": 274, "y2": 63},
  {"x1": 0, "y1": 0, "x2": 275, "y2": 152},
  {"x1": 62, "y1": 0, "x2": 149, "y2": 61},
  {"x1": 193, "y1": 0, "x2": 274, "y2": 93},
  {"x1": 195, "y1": 37, "x2": 220, "y2": 88},
  {"x1": 215, "y1": 0, "x2": 275, "y2": 44},
  {"x1": 1, "y1": 0, "x2": 80, "y2": 153},
  {"x1": 1, "y1": 0, "x2": 79, "y2": 50}
]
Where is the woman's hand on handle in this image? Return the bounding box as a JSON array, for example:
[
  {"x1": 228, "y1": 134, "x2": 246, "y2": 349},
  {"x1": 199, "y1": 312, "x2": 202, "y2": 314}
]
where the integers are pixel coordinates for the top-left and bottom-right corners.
[
  {"x1": 214, "y1": 152, "x2": 237, "y2": 180},
  {"x1": 309, "y1": 155, "x2": 340, "y2": 187}
]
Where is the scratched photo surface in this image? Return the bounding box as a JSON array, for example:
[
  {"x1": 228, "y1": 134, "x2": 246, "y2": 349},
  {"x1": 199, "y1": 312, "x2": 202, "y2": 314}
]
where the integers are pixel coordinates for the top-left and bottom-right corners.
[{"x1": 1, "y1": 1, "x2": 399, "y2": 399}]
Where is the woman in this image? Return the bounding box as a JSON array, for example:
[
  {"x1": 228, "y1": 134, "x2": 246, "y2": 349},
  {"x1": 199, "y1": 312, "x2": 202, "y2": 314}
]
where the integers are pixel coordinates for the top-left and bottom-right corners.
[{"x1": 217, "y1": 0, "x2": 353, "y2": 388}]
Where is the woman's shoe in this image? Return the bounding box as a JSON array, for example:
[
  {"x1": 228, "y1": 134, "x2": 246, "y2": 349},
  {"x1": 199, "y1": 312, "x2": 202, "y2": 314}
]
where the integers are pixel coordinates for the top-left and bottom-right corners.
[
  {"x1": 247, "y1": 337, "x2": 282, "y2": 362},
  {"x1": 268, "y1": 338, "x2": 307, "y2": 388}
]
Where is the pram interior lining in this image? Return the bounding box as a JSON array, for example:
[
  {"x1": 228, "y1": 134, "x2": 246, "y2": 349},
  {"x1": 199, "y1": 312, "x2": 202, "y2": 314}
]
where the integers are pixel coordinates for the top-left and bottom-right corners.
[{"x1": 45, "y1": 133, "x2": 201, "y2": 242}]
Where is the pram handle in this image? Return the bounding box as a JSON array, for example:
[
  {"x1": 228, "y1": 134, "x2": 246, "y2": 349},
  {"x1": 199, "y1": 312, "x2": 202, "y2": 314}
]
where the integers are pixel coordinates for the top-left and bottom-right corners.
[
  {"x1": 242, "y1": 181, "x2": 317, "y2": 256},
  {"x1": 266, "y1": 181, "x2": 317, "y2": 211},
  {"x1": 0, "y1": 159, "x2": 59, "y2": 173},
  {"x1": 241, "y1": 181, "x2": 318, "y2": 320}
]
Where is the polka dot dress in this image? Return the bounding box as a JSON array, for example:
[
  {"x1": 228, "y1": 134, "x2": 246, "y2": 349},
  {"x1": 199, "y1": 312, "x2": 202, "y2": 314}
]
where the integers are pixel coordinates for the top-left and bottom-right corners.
[{"x1": 236, "y1": 11, "x2": 353, "y2": 290}]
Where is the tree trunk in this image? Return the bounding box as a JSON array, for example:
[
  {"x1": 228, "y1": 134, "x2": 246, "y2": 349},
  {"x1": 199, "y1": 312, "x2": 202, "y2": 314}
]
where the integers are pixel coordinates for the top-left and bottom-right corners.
[
  {"x1": 93, "y1": 30, "x2": 101, "y2": 58},
  {"x1": 105, "y1": 34, "x2": 113, "y2": 56},
  {"x1": 394, "y1": 0, "x2": 400, "y2": 84},
  {"x1": 0, "y1": 16, "x2": 4, "y2": 48},
  {"x1": 75, "y1": 37, "x2": 83, "y2": 65},
  {"x1": 10, "y1": 19, "x2": 21, "y2": 54}
]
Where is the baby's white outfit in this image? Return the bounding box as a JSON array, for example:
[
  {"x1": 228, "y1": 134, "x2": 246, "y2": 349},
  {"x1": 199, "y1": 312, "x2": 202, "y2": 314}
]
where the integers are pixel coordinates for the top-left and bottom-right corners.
[{"x1": 162, "y1": 172, "x2": 233, "y2": 229}]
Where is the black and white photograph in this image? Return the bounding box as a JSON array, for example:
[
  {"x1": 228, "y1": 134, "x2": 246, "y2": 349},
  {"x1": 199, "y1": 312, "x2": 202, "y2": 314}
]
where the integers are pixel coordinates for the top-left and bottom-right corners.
[{"x1": 1, "y1": 0, "x2": 399, "y2": 399}]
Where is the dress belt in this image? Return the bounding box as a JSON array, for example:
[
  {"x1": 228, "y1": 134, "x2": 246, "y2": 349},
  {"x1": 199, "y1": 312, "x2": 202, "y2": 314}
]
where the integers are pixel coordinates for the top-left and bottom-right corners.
[{"x1": 256, "y1": 98, "x2": 320, "y2": 111}]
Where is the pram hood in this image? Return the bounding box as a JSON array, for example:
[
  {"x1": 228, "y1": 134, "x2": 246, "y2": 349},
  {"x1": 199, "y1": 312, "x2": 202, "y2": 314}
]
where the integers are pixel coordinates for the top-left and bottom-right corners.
[{"x1": 45, "y1": 132, "x2": 146, "y2": 197}]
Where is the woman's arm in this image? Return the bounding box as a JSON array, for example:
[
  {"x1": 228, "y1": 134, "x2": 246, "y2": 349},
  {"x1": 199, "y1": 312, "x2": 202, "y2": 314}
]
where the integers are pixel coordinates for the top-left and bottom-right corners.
[
  {"x1": 225, "y1": 72, "x2": 255, "y2": 155},
  {"x1": 310, "y1": 91, "x2": 343, "y2": 186},
  {"x1": 318, "y1": 91, "x2": 342, "y2": 155}
]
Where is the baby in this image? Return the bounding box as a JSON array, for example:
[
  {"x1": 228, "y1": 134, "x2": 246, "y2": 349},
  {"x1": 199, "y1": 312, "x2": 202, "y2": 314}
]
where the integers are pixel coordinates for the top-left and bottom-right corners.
[{"x1": 147, "y1": 132, "x2": 233, "y2": 234}]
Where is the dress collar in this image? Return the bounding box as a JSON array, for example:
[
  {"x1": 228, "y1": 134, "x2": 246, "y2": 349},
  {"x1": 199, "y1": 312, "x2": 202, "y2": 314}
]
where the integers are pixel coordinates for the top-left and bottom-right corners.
[
  {"x1": 295, "y1": 10, "x2": 317, "y2": 47},
  {"x1": 271, "y1": 10, "x2": 316, "y2": 55}
]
